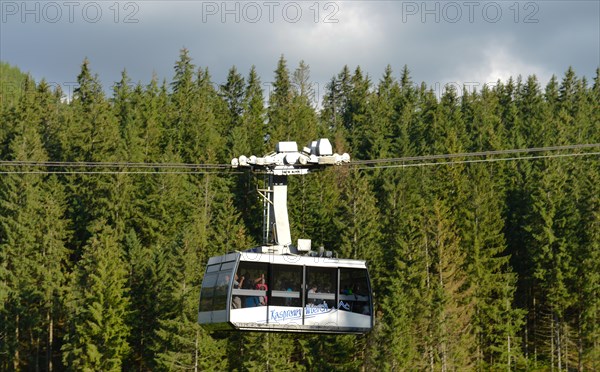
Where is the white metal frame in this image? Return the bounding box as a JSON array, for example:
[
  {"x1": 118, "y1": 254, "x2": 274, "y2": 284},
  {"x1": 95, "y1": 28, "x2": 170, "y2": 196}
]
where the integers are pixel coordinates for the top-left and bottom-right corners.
[{"x1": 232, "y1": 138, "x2": 350, "y2": 255}]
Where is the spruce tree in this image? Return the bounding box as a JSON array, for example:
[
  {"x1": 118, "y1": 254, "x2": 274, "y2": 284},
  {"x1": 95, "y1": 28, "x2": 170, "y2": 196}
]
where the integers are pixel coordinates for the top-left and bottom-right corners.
[
  {"x1": 337, "y1": 170, "x2": 383, "y2": 287},
  {"x1": 345, "y1": 67, "x2": 372, "y2": 159},
  {"x1": 222, "y1": 66, "x2": 249, "y2": 157},
  {"x1": 62, "y1": 222, "x2": 131, "y2": 371},
  {"x1": 267, "y1": 55, "x2": 294, "y2": 144},
  {"x1": 289, "y1": 61, "x2": 319, "y2": 146},
  {"x1": 425, "y1": 199, "x2": 475, "y2": 370},
  {"x1": 362, "y1": 65, "x2": 399, "y2": 160},
  {"x1": 243, "y1": 66, "x2": 267, "y2": 155}
]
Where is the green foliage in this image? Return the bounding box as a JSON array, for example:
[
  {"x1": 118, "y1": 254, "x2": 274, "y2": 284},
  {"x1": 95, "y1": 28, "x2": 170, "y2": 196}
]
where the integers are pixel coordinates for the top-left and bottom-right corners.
[
  {"x1": 0, "y1": 61, "x2": 29, "y2": 110},
  {"x1": 1, "y1": 53, "x2": 598, "y2": 371},
  {"x1": 62, "y1": 222, "x2": 131, "y2": 371}
]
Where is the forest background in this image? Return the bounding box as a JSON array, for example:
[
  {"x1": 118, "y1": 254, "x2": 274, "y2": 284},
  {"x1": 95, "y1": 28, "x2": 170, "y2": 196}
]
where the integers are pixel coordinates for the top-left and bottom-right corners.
[{"x1": 0, "y1": 50, "x2": 598, "y2": 371}]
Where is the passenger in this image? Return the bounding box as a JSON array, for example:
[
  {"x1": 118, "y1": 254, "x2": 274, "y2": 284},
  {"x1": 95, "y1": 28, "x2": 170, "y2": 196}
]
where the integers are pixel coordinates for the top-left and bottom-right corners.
[
  {"x1": 255, "y1": 273, "x2": 268, "y2": 305},
  {"x1": 243, "y1": 275, "x2": 260, "y2": 308},
  {"x1": 307, "y1": 284, "x2": 318, "y2": 304},
  {"x1": 234, "y1": 273, "x2": 245, "y2": 289},
  {"x1": 241, "y1": 273, "x2": 252, "y2": 290},
  {"x1": 231, "y1": 273, "x2": 244, "y2": 309},
  {"x1": 245, "y1": 295, "x2": 260, "y2": 308},
  {"x1": 285, "y1": 287, "x2": 293, "y2": 306}
]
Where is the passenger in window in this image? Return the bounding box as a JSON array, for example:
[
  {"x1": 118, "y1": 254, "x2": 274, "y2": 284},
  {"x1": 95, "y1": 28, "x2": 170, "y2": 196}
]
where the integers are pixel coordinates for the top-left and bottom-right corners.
[
  {"x1": 307, "y1": 284, "x2": 318, "y2": 305},
  {"x1": 231, "y1": 273, "x2": 244, "y2": 309},
  {"x1": 243, "y1": 274, "x2": 260, "y2": 308},
  {"x1": 255, "y1": 273, "x2": 268, "y2": 305},
  {"x1": 340, "y1": 286, "x2": 353, "y2": 295}
]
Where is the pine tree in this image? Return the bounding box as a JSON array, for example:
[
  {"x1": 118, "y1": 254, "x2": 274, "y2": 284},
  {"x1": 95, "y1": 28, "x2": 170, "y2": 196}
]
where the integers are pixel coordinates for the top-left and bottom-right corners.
[
  {"x1": 289, "y1": 61, "x2": 319, "y2": 145},
  {"x1": 464, "y1": 165, "x2": 525, "y2": 369},
  {"x1": 62, "y1": 222, "x2": 131, "y2": 371},
  {"x1": 221, "y1": 66, "x2": 248, "y2": 156},
  {"x1": 574, "y1": 157, "x2": 600, "y2": 369},
  {"x1": 375, "y1": 164, "x2": 428, "y2": 369},
  {"x1": 321, "y1": 76, "x2": 342, "y2": 135},
  {"x1": 467, "y1": 84, "x2": 505, "y2": 151},
  {"x1": 168, "y1": 48, "x2": 198, "y2": 158},
  {"x1": 139, "y1": 75, "x2": 168, "y2": 161},
  {"x1": 412, "y1": 84, "x2": 438, "y2": 155},
  {"x1": 62, "y1": 59, "x2": 125, "y2": 249},
  {"x1": 337, "y1": 170, "x2": 383, "y2": 287},
  {"x1": 267, "y1": 55, "x2": 294, "y2": 145},
  {"x1": 527, "y1": 159, "x2": 578, "y2": 370},
  {"x1": 123, "y1": 229, "x2": 168, "y2": 371},
  {"x1": 425, "y1": 199, "x2": 475, "y2": 370},
  {"x1": 208, "y1": 178, "x2": 254, "y2": 254},
  {"x1": 192, "y1": 67, "x2": 228, "y2": 163},
  {"x1": 243, "y1": 66, "x2": 267, "y2": 155},
  {"x1": 345, "y1": 67, "x2": 372, "y2": 159},
  {"x1": 362, "y1": 65, "x2": 399, "y2": 160},
  {"x1": 153, "y1": 170, "x2": 229, "y2": 370},
  {"x1": 321, "y1": 65, "x2": 353, "y2": 145},
  {"x1": 391, "y1": 65, "x2": 417, "y2": 157},
  {"x1": 153, "y1": 227, "x2": 227, "y2": 371},
  {"x1": 113, "y1": 70, "x2": 146, "y2": 163},
  {"x1": 35, "y1": 79, "x2": 65, "y2": 160}
]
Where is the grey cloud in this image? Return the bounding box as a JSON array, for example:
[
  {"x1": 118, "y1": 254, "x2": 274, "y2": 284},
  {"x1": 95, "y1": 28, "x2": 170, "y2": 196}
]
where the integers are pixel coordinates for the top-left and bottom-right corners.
[{"x1": 1, "y1": 0, "x2": 598, "y2": 99}]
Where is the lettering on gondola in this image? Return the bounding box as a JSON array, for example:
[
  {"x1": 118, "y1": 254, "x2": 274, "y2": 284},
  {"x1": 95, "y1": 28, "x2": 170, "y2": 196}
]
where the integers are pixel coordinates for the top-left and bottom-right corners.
[
  {"x1": 270, "y1": 308, "x2": 302, "y2": 321},
  {"x1": 305, "y1": 302, "x2": 331, "y2": 316}
]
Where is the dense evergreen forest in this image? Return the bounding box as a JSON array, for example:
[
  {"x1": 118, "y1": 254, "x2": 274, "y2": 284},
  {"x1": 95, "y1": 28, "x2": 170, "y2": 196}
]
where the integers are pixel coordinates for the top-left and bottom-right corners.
[{"x1": 0, "y1": 51, "x2": 598, "y2": 371}]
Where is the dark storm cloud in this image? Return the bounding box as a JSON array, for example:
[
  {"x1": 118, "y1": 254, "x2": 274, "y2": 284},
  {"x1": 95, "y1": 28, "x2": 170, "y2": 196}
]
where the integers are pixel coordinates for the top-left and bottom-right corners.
[{"x1": 1, "y1": 0, "x2": 598, "y2": 100}]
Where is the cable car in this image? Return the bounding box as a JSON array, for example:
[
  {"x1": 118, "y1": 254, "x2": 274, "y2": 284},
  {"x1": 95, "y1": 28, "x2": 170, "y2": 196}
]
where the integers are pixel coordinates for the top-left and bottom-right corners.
[
  {"x1": 198, "y1": 139, "x2": 373, "y2": 334},
  {"x1": 198, "y1": 252, "x2": 372, "y2": 333}
]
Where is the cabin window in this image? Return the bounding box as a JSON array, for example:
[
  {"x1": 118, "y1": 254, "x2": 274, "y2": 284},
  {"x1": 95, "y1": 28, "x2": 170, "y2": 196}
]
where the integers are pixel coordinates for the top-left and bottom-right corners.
[
  {"x1": 212, "y1": 272, "x2": 231, "y2": 310},
  {"x1": 269, "y1": 264, "x2": 302, "y2": 307},
  {"x1": 232, "y1": 261, "x2": 269, "y2": 308},
  {"x1": 199, "y1": 260, "x2": 236, "y2": 312},
  {"x1": 305, "y1": 267, "x2": 337, "y2": 309},
  {"x1": 338, "y1": 268, "x2": 371, "y2": 315}
]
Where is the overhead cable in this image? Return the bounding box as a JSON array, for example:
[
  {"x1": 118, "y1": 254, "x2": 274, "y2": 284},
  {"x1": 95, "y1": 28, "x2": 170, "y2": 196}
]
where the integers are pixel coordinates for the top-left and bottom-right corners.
[{"x1": 351, "y1": 143, "x2": 600, "y2": 166}]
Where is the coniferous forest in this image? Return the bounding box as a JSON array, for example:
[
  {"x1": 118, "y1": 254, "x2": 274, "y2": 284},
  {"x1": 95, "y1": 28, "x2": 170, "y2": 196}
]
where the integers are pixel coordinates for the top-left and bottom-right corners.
[{"x1": 0, "y1": 51, "x2": 599, "y2": 371}]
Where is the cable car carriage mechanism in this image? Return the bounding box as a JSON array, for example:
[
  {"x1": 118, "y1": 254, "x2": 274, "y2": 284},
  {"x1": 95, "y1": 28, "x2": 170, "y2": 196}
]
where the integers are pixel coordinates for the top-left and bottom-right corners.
[{"x1": 198, "y1": 139, "x2": 373, "y2": 334}]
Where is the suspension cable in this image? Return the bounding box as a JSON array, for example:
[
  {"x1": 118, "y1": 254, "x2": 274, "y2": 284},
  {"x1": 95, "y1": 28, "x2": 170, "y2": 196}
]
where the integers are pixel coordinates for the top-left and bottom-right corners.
[
  {"x1": 350, "y1": 143, "x2": 600, "y2": 166},
  {"x1": 353, "y1": 151, "x2": 600, "y2": 170},
  {"x1": 0, "y1": 143, "x2": 597, "y2": 174}
]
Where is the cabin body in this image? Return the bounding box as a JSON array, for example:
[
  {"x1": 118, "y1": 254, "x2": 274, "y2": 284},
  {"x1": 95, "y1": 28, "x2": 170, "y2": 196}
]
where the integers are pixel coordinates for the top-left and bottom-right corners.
[{"x1": 198, "y1": 251, "x2": 373, "y2": 334}]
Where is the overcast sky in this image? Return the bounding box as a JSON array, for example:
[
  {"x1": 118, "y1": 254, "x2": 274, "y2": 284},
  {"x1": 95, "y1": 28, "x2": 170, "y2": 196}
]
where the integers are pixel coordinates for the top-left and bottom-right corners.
[{"x1": 1, "y1": 0, "x2": 599, "y2": 102}]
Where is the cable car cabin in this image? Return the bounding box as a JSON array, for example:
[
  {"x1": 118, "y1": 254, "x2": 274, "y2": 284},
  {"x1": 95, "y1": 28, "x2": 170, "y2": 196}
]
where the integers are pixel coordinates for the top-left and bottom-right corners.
[{"x1": 198, "y1": 251, "x2": 373, "y2": 334}]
